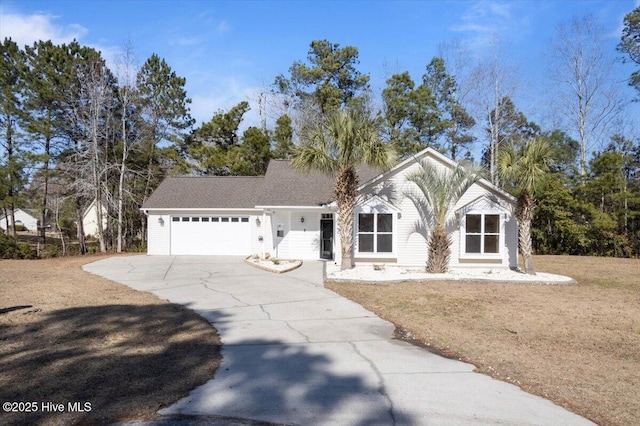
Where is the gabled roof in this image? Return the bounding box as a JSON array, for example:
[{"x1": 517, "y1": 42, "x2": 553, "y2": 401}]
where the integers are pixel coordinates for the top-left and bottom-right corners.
[
  {"x1": 143, "y1": 176, "x2": 265, "y2": 209},
  {"x1": 359, "y1": 147, "x2": 516, "y2": 204},
  {"x1": 256, "y1": 160, "x2": 382, "y2": 207},
  {"x1": 142, "y1": 149, "x2": 509, "y2": 211},
  {"x1": 256, "y1": 160, "x2": 335, "y2": 207},
  {"x1": 0, "y1": 208, "x2": 37, "y2": 221},
  {"x1": 143, "y1": 160, "x2": 385, "y2": 210},
  {"x1": 456, "y1": 194, "x2": 513, "y2": 215}
]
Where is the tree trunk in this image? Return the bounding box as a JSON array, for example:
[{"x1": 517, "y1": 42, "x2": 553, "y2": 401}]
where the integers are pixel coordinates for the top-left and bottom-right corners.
[
  {"x1": 75, "y1": 196, "x2": 87, "y2": 254},
  {"x1": 517, "y1": 192, "x2": 536, "y2": 275},
  {"x1": 5, "y1": 120, "x2": 17, "y2": 238},
  {"x1": 54, "y1": 196, "x2": 66, "y2": 256},
  {"x1": 117, "y1": 105, "x2": 128, "y2": 253},
  {"x1": 40, "y1": 122, "x2": 51, "y2": 245},
  {"x1": 427, "y1": 224, "x2": 451, "y2": 273},
  {"x1": 2, "y1": 207, "x2": 8, "y2": 234},
  {"x1": 8, "y1": 206, "x2": 16, "y2": 238},
  {"x1": 335, "y1": 165, "x2": 358, "y2": 270},
  {"x1": 90, "y1": 91, "x2": 107, "y2": 253},
  {"x1": 117, "y1": 165, "x2": 125, "y2": 252}
]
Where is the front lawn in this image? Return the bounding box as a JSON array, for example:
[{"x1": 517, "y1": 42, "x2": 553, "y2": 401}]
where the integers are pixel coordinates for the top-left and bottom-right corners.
[
  {"x1": 0, "y1": 255, "x2": 221, "y2": 425},
  {"x1": 326, "y1": 255, "x2": 640, "y2": 426}
]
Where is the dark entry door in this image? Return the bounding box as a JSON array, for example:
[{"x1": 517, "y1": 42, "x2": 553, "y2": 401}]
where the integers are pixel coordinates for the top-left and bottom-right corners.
[{"x1": 320, "y1": 218, "x2": 334, "y2": 260}]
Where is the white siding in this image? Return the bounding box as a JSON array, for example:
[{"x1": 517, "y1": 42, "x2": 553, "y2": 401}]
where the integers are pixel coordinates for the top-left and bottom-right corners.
[
  {"x1": 271, "y1": 211, "x2": 290, "y2": 258},
  {"x1": 270, "y1": 210, "x2": 322, "y2": 260},
  {"x1": 358, "y1": 154, "x2": 517, "y2": 268},
  {"x1": 289, "y1": 211, "x2": 321, "y2": 259},
  {"x1": 0, "y1": 209, "x2": 38, "y2": 231},
  {"x1": 83, "y1": 202, "x2": 108, "y2": 237},
  {"x1": 396, "y1": 197, "x2": 428, "y2": 266},
  {"x1": 251, "y1": 213, "x2": 272, "y2": 257},
  {"x1": 147, "y1": 213, "x2": 170, "y2": 255}
]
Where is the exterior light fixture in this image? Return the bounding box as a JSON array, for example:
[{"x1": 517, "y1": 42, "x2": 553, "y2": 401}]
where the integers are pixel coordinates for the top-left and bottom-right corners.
[
  {"x1": 256, "y1": 217, "x2": 261, "y2": 227},
  {"x1": 158, "y1": 217, "x2": 165, "y2": 227},
  {"x1": 300, "y1": 217, "x2": 305, "y2": 223}
]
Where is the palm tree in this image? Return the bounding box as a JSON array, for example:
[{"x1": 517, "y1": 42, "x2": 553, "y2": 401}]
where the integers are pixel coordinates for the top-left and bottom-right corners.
[
  {"x1": 293, "y1": 109, "x2": 396, "y2": 270},
  {"x1": 405, "y1": 159, "x2": 482, "y2": 273},
  {"x1": 498, "y1": 138, "x2": 551, "y2": 275}
]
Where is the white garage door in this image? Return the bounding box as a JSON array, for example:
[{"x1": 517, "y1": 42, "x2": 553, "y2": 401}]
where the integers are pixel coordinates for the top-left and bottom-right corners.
[{"x1": 170, "y1": 215, "x2": 251, "y2": 255}]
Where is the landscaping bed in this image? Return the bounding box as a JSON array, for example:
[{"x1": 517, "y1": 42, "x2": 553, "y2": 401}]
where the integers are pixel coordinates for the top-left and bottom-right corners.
[
  {"x1": 326, "y1": 255, "x2": 640, "y2": 426},
  {"x1": 0, "y1": 255, "x2": 222, "y2": 425},
  {"x1": 245, "y1": 256, "x2": 302, "y2": 273}
]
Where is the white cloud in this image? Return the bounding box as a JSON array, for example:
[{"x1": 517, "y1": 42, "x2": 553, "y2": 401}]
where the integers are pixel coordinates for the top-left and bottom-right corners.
[
  {"x1": 217, "y1": 21, "x2": 230, "y2": 33},
  {"x1": 170, "y1": 37, "x2": 201, "y2": 47},
  {"x1": 0, "y1": 8, "x2": 123, "y2": 77},
  {"x1": 189, "y1": 76, "x2": 256, "y2": 125},
  {"x1": 0, "y1": 8, "x2": 87, "y2": 47},
  {"x1": 451, "y1": 1, "x2": 525, "y2": 52},
  {"x1": 188, "y1": 74, "x2": 280, "y2": 135}
]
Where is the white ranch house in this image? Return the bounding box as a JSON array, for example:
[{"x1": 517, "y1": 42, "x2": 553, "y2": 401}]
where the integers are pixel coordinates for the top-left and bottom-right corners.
[
  {"x1": 0, "y1": 208, "x2": 39, "y2": 232},
  {"x1": 143, "y1": 148, "x2": 518, "y2": 269},
  {"x1": 82, "y1": 200, "x2": 108, "y2": 238}
]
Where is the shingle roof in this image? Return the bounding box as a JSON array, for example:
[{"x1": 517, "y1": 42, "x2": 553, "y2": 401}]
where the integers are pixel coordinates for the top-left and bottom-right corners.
[
  {"x1": 143, "y1": 176, "x2": 264, "y2": 209},
  {"x1": 256, "y1": 160, "x2": 336, "y2": 206},
  {"x1": 142, "y1": 160, "x2": 386, "y2": 209}
]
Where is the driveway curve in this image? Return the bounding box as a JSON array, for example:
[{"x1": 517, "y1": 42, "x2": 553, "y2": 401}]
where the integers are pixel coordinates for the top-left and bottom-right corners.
[{"x1": 84, "y1": 255, "x2": 593, "y2": 426}]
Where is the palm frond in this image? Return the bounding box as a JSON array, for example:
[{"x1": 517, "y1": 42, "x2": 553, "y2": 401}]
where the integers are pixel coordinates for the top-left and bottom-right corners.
[
  {"x1": 406, "y1": 159, "x2": 481, "y2": 226},
  {"x1": 497, "y1": 138, "x2": 551, "y2": 193},
  {"x1": 291, "y1": 126, "x2": 337, "y2": 174}
]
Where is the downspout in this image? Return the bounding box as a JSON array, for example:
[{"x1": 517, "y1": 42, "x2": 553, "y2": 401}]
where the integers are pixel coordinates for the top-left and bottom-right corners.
[
  {"x1": 141, "y1": 209, "x2": 149, "y2": 255},
  {"x1": 261, "y1": 210, "x2": 266, "y2": 259}
]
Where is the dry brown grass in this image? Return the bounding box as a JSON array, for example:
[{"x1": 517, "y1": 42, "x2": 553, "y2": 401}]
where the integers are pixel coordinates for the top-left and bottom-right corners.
[
  {"x1": 0, "y1": 255, "x2": 222, "y2": 426},
  {"x1": 326, "y1": 255, "x2": 640, "y2": 426}
]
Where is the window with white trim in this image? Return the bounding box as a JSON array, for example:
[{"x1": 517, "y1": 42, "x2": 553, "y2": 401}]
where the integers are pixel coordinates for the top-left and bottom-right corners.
[
  {"x1": 465, "y1": 213, "x2": 500, "y2": 254},
  {"x1": 357, "y1": 213, "x2": 393, "y2": 253}
]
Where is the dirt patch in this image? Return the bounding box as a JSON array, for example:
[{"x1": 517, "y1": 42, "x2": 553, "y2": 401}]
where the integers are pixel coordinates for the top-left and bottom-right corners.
[
  {"x1": 326, "y1": 255, "x2": 640, "y2": 426},
  {"x1": 0, "y1": 254, "x2": 222, "y2": 426}
]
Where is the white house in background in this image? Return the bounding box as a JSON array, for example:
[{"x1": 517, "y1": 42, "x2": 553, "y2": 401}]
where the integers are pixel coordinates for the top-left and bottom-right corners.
[
  {"x1": 142, "y1": 148, "x2": 519, "y2": 269},
  {"x1": 0, "y1": 208, "x2": 39, "y2": 232},
  {"x1": 82, "y1": 200, "x2": 108, "y2": 237}
]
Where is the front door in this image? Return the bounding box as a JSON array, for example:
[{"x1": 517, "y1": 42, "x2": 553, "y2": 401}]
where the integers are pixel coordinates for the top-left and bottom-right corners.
[{"x1": 320, "y1": 217, "x2": 334, "y2": 260}]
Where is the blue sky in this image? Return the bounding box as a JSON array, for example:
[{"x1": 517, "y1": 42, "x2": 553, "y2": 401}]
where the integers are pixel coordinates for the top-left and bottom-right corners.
[{"x1": 1, "y1": 0, "x2": 639, "y2": 141}]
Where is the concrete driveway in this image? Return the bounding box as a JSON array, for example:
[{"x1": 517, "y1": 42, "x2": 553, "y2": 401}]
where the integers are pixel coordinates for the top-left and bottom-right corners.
[{"x1": 84, "y1": 256, "x2": 593, "y2": 426}]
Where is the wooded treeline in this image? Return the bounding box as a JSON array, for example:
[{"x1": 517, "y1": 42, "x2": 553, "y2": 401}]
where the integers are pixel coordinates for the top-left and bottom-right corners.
[{"x1": 2, "y1": 7, "x2": 640, "y2": 257}]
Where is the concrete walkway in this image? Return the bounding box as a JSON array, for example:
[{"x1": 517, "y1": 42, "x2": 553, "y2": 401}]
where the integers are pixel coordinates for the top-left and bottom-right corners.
[{"x1": 84, "y1": 256, "x2": 594, "y2": 426}]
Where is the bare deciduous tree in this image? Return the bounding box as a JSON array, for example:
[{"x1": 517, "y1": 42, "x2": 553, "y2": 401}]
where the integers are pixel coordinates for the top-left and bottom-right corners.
[
  {"x1": 547, "y1": 15, "x2": 625, "y2": 178},
  {"x1": 114, "y1": 41, "x2": 138, "y2": 253},
  {"x1": 467, "y1": 37, "x2": 519, "y2": 183}
]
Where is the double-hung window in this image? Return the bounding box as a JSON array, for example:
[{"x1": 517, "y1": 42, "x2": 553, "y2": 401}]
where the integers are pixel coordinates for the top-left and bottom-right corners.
[
  {"x1": 358, "y1": 213, "x2": 393, "y2": 253},
  {"x1": 464, "y1": 213, "x2": 500, "y2": 254}
]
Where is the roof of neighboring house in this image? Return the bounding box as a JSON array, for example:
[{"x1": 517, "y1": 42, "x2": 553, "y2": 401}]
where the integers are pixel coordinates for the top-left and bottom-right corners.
[
  {"x1": 143, "y1": 160, "x2": 385, "y2": 210},
  {"x1": 82, "y1": 200, "x2": 108, "y2": 219},
  {"x1": 0, "y1": 208, "x2": 38, "y2": 220}
]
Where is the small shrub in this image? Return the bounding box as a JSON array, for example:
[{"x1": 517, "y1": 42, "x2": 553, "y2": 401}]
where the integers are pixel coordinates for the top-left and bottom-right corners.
[
  {"x1": 126, "y1": 243, "x2": 147, "y2": 253},
  {"x1": 14, "y1": 224, "x2": 27, "y2": 232},
  {"x1": 271, "y1": 258, "x2": 280, "y2": 265},
  {"x1": 41, "y1": 244, "x2": 60, "y2": 259},
  {"x1": 0, "y1": 233, "x2": 36, "y2": 259}
]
